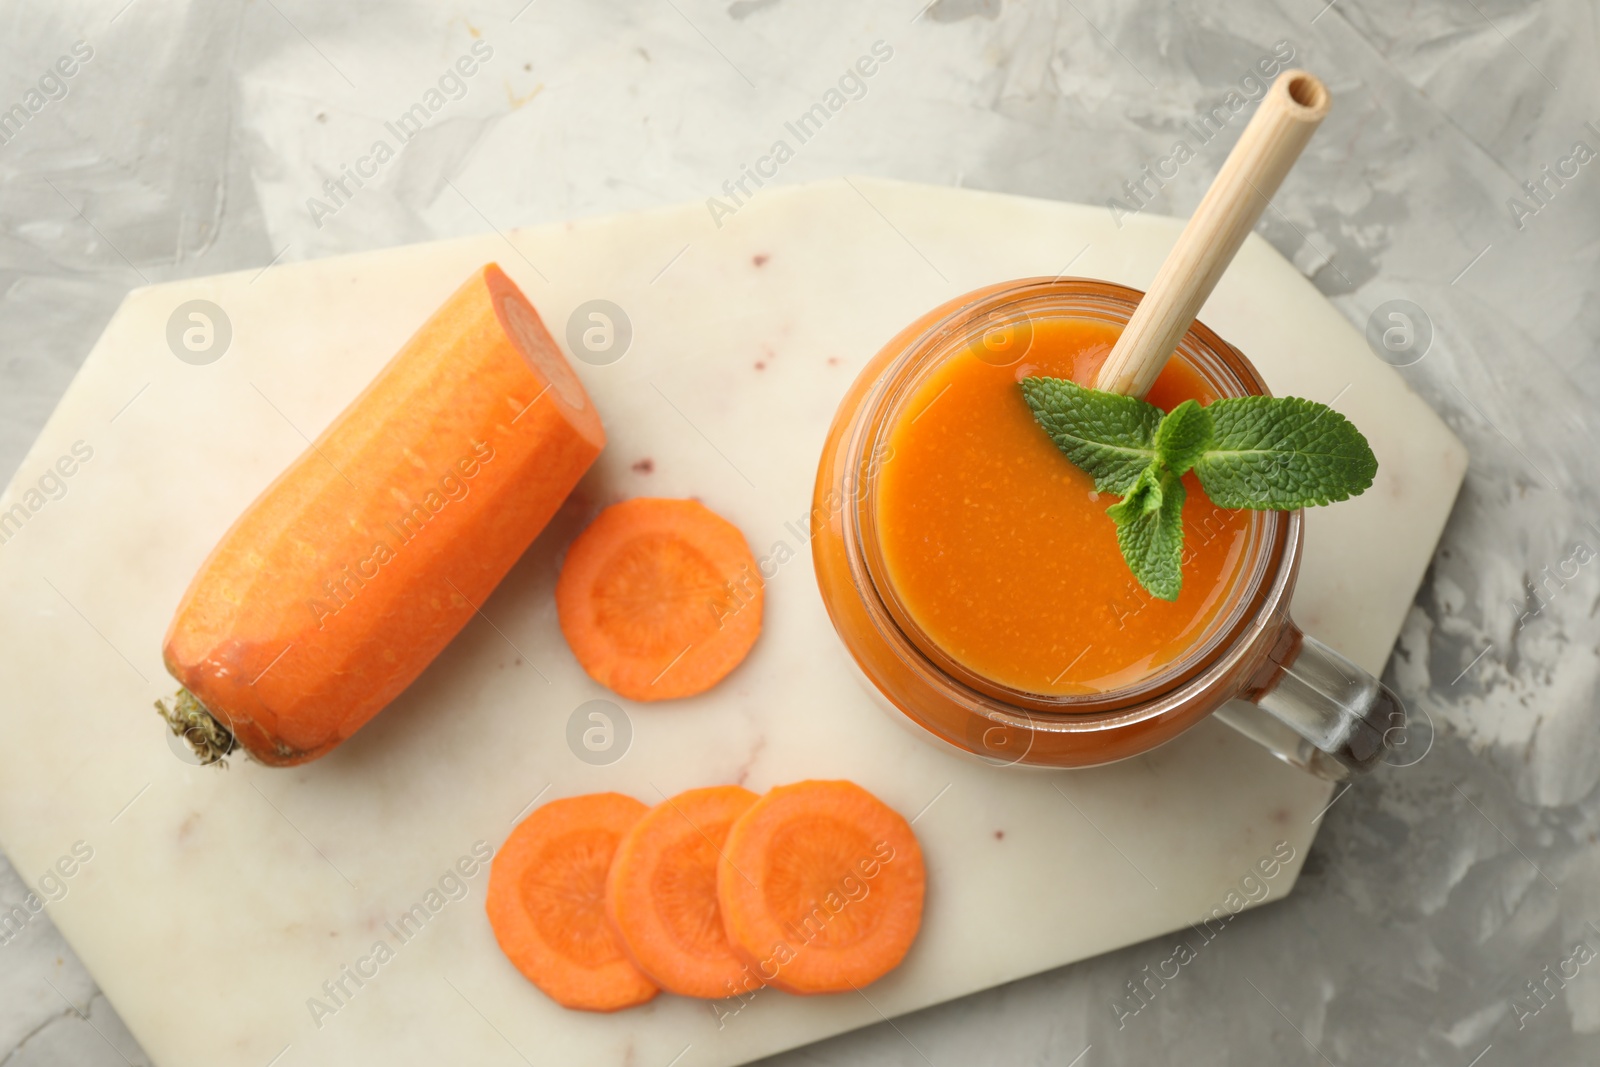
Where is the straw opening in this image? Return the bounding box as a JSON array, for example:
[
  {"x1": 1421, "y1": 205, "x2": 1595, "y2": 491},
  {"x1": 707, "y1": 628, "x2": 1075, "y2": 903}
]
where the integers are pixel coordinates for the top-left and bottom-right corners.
[{"x1": 1286, "y1": 72, "x2": 1327, "y2": 111}]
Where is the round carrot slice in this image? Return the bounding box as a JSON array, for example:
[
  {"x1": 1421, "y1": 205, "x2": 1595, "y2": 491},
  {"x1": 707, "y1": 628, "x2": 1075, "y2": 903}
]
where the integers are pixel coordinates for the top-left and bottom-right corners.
[
  {"x1": 606, "y1": 785, "x2": 762, "y2": 998},
  {"x1": 486, "y1": 793, "x2": 659, "y2": 1012},
  {"x1": 717, "y1": 780, "x2": 926, "y2": 995},
  {"x1": 556, "y1": 498, "x2": 762, "y2": 701}
]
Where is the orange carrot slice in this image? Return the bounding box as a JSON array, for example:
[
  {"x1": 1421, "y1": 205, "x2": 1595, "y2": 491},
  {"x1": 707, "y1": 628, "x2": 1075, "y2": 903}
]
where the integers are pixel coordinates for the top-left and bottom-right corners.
[
  {"x1": 163, "y1": 264, "x2": 605, "y2": 765},
  {"x1": 605, "y1": 785, "x2": 761, "y2": 998},
  {"x1": 556, "y1": 498, "x2": 762, "y2": 701},
  {"x1": 486, "y1": 792, "x2": 659, "y2": 1012},
  {"x1": 717, "y1": 780, "x2": 925, "y2": 995}
]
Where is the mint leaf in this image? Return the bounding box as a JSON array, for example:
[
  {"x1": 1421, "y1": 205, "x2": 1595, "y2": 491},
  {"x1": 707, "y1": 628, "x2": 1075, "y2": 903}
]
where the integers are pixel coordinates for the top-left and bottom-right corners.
[
  {"x1": 1020, "y1": 376, "x2": 1162, "y2": 493},
  {"x1": 1105, "y1": 466, "x2": 1187, "y2": 601},
  {"x1": 1153, "y1": 399, "x2": 1213, "y2": 475},
  {"x1": 1193, "y1": 396, "x2": 1378, "y2": 508},
  {"x1": 1104, "y1": 465, "x2": 1164, "y2": 524}
]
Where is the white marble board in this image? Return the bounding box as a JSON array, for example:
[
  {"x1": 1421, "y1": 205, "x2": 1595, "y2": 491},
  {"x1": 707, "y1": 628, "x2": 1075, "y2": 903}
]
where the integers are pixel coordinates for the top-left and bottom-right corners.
[{"x1": 0, "y1": 178, "x2": 1467, "y2": 1067}]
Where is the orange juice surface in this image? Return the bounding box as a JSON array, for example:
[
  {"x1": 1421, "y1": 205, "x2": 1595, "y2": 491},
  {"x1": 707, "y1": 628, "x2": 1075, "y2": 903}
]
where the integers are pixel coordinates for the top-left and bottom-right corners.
[{"x1": 874, "y1": 317, "x2": 1252, "y2": 695}]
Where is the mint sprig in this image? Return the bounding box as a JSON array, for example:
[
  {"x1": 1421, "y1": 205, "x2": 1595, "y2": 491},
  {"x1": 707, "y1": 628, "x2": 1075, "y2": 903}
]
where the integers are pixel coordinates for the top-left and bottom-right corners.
[{"x1": 1020, "y1": 376, "x2": 1377, "y2": 601}]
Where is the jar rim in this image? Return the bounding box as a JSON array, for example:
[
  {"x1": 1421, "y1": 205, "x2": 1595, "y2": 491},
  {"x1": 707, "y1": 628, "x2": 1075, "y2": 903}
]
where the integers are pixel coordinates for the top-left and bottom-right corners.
[{"x1": 838, "y1": 276, "x2": 1301, "y2": 733}]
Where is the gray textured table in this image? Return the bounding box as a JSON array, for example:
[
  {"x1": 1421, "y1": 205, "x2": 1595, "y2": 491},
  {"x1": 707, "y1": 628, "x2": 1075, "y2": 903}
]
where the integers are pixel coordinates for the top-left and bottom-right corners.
[{"x1": 3, "y1": 1, "x2": 1597, "y2": 1064}]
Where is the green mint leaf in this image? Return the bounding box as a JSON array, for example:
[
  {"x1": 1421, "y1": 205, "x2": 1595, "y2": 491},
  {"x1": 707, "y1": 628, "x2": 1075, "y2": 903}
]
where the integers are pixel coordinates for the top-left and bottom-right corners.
[
  {"x1": 1104, "y1": 465, "x2": 1164, "y2": 524},
  {"x1": 1193, "y1": 396, "x2": 1378, "y2": 508},
  {"x1": 1153, "y1": 399, "x2": 1213, "y2": 475},
  {"x1": 1105, "y1": 465, "x2": 1186, "y2": 601},
  {"x1": 1019, "y1": 376, "x2": 1163, "y2": 493}
]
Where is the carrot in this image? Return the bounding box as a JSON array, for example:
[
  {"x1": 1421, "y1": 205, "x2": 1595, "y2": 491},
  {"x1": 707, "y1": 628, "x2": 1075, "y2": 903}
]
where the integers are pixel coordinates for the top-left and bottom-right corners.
[
  {"x1": 556, "y1": 498, "x2": 762, "y2": 701},
  {"x1": 486, "y1": 792, "x2": 659, "y2": 1012},
  {"x1": 717, "y1": 780, "x2": 925, "y2": 995},
  {"x1": 161, "y1": 264, "x2": 605, "y2": 765},
  {"x1": 605, "y1": 785, "x2": 761, "y2": 998}
]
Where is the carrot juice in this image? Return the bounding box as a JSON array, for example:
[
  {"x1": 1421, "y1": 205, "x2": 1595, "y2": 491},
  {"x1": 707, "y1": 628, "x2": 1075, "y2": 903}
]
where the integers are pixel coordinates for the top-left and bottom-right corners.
[{"x1": 872, "y1": 317, "x2": 1252, "y2": 696}]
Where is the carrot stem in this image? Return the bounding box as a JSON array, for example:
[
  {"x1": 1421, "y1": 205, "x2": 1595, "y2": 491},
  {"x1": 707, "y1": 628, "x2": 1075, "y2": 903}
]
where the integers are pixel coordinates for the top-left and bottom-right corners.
[{"x1": 155, "y1": 688, "x2": 237, "y2": 766}]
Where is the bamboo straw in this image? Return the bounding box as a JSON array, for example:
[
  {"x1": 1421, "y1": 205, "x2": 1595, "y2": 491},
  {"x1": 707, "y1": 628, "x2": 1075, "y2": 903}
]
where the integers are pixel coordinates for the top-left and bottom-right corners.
[{"x1": 1092, "y1": 70, "x2": 1331, "y2": 398}]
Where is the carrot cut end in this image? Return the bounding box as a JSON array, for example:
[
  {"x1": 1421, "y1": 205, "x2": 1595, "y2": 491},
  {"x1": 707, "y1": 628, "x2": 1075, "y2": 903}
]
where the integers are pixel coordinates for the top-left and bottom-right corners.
[{"x1": 485, "y1": 265, "x2": 602, "y2": 438}]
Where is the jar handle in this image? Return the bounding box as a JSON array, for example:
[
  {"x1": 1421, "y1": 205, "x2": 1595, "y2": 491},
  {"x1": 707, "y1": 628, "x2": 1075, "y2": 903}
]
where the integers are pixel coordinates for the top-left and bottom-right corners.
[{"x1": 1215, "y1": 622, "x2": 1405, "y2": 780}]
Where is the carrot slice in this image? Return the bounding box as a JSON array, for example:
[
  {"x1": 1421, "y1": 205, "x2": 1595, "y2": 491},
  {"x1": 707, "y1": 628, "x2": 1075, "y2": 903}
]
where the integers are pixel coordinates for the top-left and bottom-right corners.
[
  {"x1": 556, "y1": 498, "x2": 762, "y2": 701},
  {"x1": 487, "y1": 793, "x2": 659, "y2": 1012},
  {"x1": 605, "y1": 785, "x2": 761, "y2": 998},
  {"x1": 717, "y1": 780, "x2": 926, "y2": 995},
  {"x1": 163, "y1": 264, "x2": 605, "y2": 765}
]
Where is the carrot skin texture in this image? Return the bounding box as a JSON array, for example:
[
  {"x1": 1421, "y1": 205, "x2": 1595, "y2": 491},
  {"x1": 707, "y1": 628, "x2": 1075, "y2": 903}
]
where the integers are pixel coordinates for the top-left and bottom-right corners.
[{"x1": 163, "y1": 264, "x2": 604, "y2": 765}]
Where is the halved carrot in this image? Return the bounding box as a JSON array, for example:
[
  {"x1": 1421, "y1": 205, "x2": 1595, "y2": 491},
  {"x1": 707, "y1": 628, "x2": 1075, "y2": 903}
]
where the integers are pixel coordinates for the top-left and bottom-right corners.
[
  {"x1": 486, "y1": 792, "x2": 659, "y2": 1012},
  {"x1": 605, "y1": 785, "x2": 761, "y2": 998},
  {"x1": 717, "y1": 780, "x2": 925, "y2": 995},
  {"x1": 556, "y1": 498, "x2": 762, "y2": 701},
  {"x1": 163, "y1": 264, "x2": 605, "y2": 765}
]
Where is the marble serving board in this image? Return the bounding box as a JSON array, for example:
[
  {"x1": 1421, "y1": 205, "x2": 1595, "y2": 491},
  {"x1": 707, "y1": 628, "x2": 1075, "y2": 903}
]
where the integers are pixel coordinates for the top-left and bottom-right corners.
[{"x1": 0, "y1": 178, "x2": 1466, "y2": 1067}]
